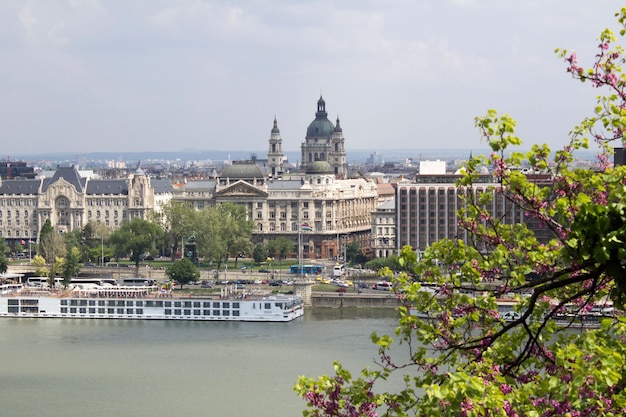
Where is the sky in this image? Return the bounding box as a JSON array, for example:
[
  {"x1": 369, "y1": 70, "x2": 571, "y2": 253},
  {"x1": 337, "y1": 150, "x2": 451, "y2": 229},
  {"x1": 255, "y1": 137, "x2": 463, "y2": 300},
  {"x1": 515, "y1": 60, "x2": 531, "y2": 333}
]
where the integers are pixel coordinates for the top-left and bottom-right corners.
[{"x1": 0, "y1": 1, "x2": 623, "y2": 155}]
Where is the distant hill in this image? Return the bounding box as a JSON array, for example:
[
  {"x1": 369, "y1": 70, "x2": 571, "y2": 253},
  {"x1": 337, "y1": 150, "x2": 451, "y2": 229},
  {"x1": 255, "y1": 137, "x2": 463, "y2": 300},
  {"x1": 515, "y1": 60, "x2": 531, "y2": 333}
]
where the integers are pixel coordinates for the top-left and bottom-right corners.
[{"x1": 7, "y1": 148, "x2": 597, "y2": 165}]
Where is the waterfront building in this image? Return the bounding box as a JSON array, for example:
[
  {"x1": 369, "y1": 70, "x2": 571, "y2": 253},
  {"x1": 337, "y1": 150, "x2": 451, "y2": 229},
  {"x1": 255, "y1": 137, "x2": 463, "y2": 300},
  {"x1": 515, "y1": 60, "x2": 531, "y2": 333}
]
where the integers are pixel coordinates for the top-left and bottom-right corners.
[
  {"x1": 395, "y1": 172, "x2": 553, "y2": 255},
  {"x1": 0, "y1": 164, "x2": 173, "y2": 249},
  {"x1": 174, "y1": 95, "x2": 376, "y2": 260}
]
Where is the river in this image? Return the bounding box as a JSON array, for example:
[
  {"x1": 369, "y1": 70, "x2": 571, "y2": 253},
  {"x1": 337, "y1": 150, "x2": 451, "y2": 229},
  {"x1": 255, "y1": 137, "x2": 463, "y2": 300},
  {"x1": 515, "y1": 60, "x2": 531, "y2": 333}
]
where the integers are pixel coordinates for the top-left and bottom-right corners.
[{"x1": 0, "y1": 308, "x2": 403, "y2": 417}]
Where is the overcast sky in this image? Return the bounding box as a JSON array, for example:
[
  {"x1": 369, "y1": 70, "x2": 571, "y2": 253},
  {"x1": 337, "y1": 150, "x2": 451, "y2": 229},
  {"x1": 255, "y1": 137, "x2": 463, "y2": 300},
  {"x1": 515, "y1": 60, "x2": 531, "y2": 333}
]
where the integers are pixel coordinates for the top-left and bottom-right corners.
[{"x1": 0, "y1": 1, "x2": 622, "y2": 155}]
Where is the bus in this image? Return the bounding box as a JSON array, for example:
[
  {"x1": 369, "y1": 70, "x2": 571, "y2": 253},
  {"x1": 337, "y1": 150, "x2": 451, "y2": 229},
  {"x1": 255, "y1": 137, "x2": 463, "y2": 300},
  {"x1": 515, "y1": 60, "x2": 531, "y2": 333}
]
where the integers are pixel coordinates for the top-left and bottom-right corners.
[
  {"x1": 290, "y1": 264, "x2": 324, "y2": 275},
  {"x1": 121, "y1": 278, "x2": 157, "y2": 286},
  {"x1": 333, "y1": 264, "x2": 345, "y2": 277},
  {"x1": 26, "y1": 277, "x2": 63, "y2": 288},
  {"x1": 70, "y1": 278, "x2": 119, "y2": 289}
]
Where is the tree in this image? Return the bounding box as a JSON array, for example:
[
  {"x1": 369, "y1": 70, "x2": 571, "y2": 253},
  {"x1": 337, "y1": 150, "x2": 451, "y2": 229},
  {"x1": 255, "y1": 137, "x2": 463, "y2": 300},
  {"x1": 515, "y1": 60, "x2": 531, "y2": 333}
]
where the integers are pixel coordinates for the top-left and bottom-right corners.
[
  {"x1": 108, "y1": 218, "x2": 163, "y2": 272},
  {"x1": 296, "y1": 8, "x2": 626, "y2": 416},
  {"x1": 196, "y1": 203, "x2": 254, "y2": 272},
  {"x1": 0, "y1": 237, "x2": 9, "y2": 274},
  {"x1": 253, "y1": 243, "x2": 268, "y2": 264},
  {"x1": 345, "y1": 241, "x2": 366, "y2": 266},
  {"x1": 267, "y1": 237, "x2": 295, "y2": 261},
  {"x1": 165, "y1": 258, "x2": 200, "y2": 289},
  {"x1": 62, "y1": 247, "x2": 82, "y2": 286},
  {"x1": 229, "y1": 236, "x2": 253, "y2": 268},
  {"x1": 39, "y1": 231, "x2": 66, "y2": 279},
  {"x1": 152, "y1": 200, "x2": 198, "y2": 261}
]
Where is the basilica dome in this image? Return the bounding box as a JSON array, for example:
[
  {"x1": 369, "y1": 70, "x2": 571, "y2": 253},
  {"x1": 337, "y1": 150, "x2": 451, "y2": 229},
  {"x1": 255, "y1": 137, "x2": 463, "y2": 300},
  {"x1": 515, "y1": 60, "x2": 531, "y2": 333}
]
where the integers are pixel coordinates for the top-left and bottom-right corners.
[{"x1": 306, "y1": 95, "x2": 335, "y2": 138}]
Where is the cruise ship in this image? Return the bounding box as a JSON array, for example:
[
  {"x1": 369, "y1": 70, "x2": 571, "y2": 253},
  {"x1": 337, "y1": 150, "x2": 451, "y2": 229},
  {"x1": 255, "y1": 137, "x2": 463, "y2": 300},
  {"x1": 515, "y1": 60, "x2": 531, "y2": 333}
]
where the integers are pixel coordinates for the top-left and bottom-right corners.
[{"x1": 0, "y1": 284, "x2": 304, "y2": 322}]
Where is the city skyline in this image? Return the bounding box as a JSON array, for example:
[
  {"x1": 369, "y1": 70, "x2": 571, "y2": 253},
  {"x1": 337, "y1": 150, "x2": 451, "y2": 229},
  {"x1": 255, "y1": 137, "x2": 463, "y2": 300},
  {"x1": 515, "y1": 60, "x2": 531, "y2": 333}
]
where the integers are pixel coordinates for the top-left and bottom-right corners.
[{"x1": 0, "y1": 1, "x2": 618, "y2": 155}]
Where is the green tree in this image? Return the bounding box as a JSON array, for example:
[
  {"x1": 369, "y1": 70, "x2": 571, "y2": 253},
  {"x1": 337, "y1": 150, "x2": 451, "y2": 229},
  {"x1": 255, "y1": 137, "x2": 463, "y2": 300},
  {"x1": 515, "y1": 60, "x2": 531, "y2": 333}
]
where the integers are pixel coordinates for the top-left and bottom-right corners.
[
  {"x1": 253, "y1": 243, "x2": 268, "y2": 264},
  {"x1": 81, "y1": 221, "x2": 111, "y2": 264},
  {"x1": 165, "y1": 258, "x2": 200, "y2": 289},
  {"x1": 62, "y1": 247, "x2": 82, "y2": 286},
  {"x1": 0, "y1": 237, "x2": 9, "y2": 274},
  {"x1": 39, "y1": 231, "x2": 66, "y2": 279},
  {"x1": 345, "y1": 241, "x2": 366, "y2": 266},
  {"x1": 229, "y1": 236, "x2": 253, "y2": 268},
  {"x1": 152, "y1": 200, "x2": 198, "y2": 261},
  {"x1": 196, "y1": 203, "x2": 254, "y2": 272},
  {"x1": 108, "y1": 218, "x2": 163, "y2": 273},
  {"x1": 267, "y1": 237, "x2": 295, "y2": 261},
  {"x1": 296, "y1": 8, "x2": 626, "y2": 416}
]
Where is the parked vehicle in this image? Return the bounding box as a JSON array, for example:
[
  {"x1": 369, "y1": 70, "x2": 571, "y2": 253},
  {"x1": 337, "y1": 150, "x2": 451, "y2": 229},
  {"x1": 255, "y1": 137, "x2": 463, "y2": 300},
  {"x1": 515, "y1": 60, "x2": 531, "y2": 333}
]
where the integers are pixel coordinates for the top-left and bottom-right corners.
[{"x1": 373, "y1": 281, "x2": 392, "y2": 291}]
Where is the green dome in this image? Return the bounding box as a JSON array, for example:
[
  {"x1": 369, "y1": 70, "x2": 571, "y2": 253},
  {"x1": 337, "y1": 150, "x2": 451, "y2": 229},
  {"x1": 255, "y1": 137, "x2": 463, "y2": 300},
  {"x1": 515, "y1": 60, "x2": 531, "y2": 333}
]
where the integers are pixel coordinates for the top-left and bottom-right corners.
[
  {"x1": 306, "y1": 95, "x2": 335, "y2": 138},
  {"x1": 222, "y1": 161, "x2": 264, "y2": 179},
  {"x1": 306, "y1": 160, "x2": 333, "y2": 174}
]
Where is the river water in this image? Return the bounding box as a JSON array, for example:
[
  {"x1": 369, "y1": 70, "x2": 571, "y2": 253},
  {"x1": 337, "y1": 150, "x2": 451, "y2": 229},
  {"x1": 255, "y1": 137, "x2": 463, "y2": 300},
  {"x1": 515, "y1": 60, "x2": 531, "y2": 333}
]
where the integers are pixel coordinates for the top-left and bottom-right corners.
[{"x1": 0, "y1": 308, "x2": 403, "y2": 417}]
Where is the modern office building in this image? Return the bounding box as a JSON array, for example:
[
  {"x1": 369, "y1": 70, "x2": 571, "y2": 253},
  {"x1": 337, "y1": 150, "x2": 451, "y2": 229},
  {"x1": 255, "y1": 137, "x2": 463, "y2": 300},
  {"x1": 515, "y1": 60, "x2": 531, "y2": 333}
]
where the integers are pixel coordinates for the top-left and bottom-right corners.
[{"x1": 395, "y1": 172, "x2": 553, "y2": 255}]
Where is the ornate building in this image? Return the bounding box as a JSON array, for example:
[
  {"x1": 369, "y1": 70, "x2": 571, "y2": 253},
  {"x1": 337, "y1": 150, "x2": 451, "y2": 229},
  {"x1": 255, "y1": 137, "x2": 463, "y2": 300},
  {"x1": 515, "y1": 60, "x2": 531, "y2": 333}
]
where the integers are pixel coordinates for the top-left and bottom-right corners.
[
  {"x1": 0, "y1": 165, "x2": 173, "y2": 249},
  {"x1": 300, "y1": 95, "x2": 347, "y2": 178},
  {"x1": 173, "y1": 95, "x2": 376, "y2": 261}
]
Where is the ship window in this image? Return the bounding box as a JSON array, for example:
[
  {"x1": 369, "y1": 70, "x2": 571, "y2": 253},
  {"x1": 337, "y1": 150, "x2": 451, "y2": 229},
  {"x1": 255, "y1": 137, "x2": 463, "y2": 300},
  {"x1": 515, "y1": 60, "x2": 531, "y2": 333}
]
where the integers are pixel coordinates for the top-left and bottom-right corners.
[
  {"x1": 98, "y1": 300, "x2": 105, "y2": 306},
  {"x1": 213, "y1": 302, "x2": 220, "y2": 308},
  {"x1": 155, "y1": 301, "x2": 163, "y2": 307},
  {"x1": 203, "y1": 302, "x2": 210, "y2": 308},
  {"x1": 165, "y1": 301, "x2": 172, "y2": 307},
  {"x1": 223, "y1": 302, "x2": 230, "y2": 309},
  {"x1": 264, "y1": 303, "x2": 271, "y2": 309},
  {"x1": 126, "y1": 309, "x2": 133, "y2": 315},
  {"x1": 89, "y1": 308, "x2": 96, "y2": 314},
  {"x1": 193, "y1": 302, "x2": 201, "y2": 308},
  {"x1": 60, "y1": 307, "x2": 67, "y2": 314},
  {"x1": 184, "y1": 309, "x2": 191, "y2": 315},
  {"x1": 8, "y1": 299, "x2": 18, "y2": 305},
  {"x1": 174, "y1": 309, "x2": 181, "y2": 315},
  {"x1": 98, "y1": 308, "x2": 105, "y2": 314},
  {"x1": 184, "y1": 301, "x2": 192, "y2": 308},
  {"x1": 174, "y1": 302, "x2": 182, "y2": 308},
  {"x1": 136, "y1": 301, "x2": 143, "y2": 307},
  {"x1": 165, "y1": 309, "x2": 172, "y2": 315},
  {"x1": 194, "y1": 310, "x2": 201, "y2": 316},
  {"x1": 233, "y1": 310, "x2": 240, "y2": 316},
  {"x1": 117, "y1": 308, "x2": 124, "y2": 314},
  {"x1": 126, "y1": 301, "x2": 134, "y2": 307},
  {"x1": 223, "y1": 310, "x2": 230, "y2": 316},
  {"x1": 203, "y1": 310, "x2": 211, "y2": 315},
  {"x1": 108, "y1": 308, "x2": 115, "y2": 314},
  {"x1": 79, "y1": 308, "x2": 87, "y2": 314},
  {"x1": 89, "y1": 300, "x2": 96, "y2": 306},
  {"x1": 70, "y1": 308, "x2": 77, "y2": 314},
  {"x1": 232, "y1": 303, "x2": 240, "y2": 309},
  {"x1": 213, "y1": 310, "x2": 220, "y2": 316}
]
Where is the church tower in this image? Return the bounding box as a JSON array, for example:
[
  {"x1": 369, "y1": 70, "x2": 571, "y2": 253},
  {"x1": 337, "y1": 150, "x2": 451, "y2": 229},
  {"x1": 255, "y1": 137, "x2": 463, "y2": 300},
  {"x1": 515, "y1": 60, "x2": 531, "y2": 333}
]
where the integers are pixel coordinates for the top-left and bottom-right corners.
[
  {"x1": 300, "y1": 95, "x2": 347, "y2": 178},
  {"x1": 267, "y1": 117, "x2": 284, "y2": 177}
]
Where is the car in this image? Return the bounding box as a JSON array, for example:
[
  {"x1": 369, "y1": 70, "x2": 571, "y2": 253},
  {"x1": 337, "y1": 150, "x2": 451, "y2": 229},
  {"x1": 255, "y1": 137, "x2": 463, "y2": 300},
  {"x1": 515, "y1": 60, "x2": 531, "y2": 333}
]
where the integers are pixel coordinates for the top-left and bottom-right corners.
[
  {"x1": 269, "y1": 281, "x2": 282, "y2": 286},
  {"x1": 358, "y1": 282, "x2": 368, "y2": 289},
  {"x1": 200, "y1": 282, "x2": 213, "y2": 289},
  {"x1": 373, "y1": 282, "x2": 392, "y2": 291},
  {"x1": 335, "y1": 287, "x2": 347, "y2": 293}
]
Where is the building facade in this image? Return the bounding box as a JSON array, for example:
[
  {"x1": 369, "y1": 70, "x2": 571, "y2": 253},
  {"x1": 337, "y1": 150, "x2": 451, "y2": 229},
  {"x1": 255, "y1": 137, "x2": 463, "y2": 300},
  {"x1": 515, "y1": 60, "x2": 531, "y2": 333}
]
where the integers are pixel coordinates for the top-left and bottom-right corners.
[
  {"x1": 0, "y1": 165, "x2": 173, "y2": 249},
  {"x1": 300, "y1": 95, "x2": 347, "y2": 178},
  {"x1": 395, "y1": 173, "x2": 553, "y2": 254}
]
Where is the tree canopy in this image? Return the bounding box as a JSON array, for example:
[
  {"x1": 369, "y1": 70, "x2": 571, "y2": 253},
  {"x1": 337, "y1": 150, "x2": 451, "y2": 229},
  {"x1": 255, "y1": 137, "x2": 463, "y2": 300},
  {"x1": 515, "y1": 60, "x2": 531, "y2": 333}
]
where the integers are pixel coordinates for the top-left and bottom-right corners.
[
  {"x1": 165, "y1": 257, "x2": 200, "y2": 288},
  {"x1": 108, "y1": 218, "x2": 163, "y2": 271},
  {"x1": 296, "y1": 7, "x2": 626, "y2": 417}
]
